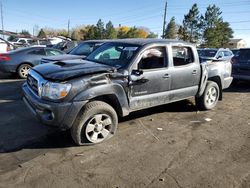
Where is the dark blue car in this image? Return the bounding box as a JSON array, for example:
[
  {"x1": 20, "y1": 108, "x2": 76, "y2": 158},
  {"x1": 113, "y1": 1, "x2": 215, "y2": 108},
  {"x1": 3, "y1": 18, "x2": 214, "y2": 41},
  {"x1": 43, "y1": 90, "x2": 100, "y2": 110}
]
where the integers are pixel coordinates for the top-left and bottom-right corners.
[
  {"x1": 232, "y1": 48, "x2": 250, "y2": 82},
  {"x1": 0, "y1": 47, "x2": 64, "y2": 78}
]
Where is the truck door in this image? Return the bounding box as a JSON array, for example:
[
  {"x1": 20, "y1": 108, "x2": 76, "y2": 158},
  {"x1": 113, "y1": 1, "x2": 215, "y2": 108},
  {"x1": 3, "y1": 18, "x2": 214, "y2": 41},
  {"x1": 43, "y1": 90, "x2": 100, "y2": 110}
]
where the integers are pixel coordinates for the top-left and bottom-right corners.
[
  {"x1": 169, "y1": 46, "x2": 200, "y2": 101},
  {"x1": 128, "y1": 47, "x2": 171, "y2": 110}
]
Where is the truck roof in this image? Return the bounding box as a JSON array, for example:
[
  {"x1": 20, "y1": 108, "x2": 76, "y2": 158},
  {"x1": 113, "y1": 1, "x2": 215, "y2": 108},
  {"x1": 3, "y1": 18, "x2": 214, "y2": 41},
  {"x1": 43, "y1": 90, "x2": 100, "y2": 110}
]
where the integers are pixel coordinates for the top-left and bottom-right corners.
[{"x1": 105, "y1": 38, "x2": 194, "y2": 46}]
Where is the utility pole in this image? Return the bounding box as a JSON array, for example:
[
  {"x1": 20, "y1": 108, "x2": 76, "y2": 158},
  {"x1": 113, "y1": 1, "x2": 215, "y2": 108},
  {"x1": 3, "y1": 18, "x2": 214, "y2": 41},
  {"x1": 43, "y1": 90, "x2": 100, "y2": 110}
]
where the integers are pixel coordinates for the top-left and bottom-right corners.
[
  {"x1": 162, "y1": 0, "x2": 167, "y2": 39},
  {"x1": 0, "y1": 1, "x2": 4, "y2": 39},
  {"x1": 67, "y1": 19, "x2": 70, "y2": 38}
]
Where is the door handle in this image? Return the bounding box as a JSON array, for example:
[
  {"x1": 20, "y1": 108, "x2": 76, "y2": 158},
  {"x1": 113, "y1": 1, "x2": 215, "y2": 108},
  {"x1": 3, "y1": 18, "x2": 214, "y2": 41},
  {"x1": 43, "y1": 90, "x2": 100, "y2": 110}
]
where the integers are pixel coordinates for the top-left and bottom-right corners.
[
  {"x1": 192, "y1": 70, "x2": 197, "y2": 75},
  {"x1": 163, "y1": 74, "x2": 170, "y2": 78}
]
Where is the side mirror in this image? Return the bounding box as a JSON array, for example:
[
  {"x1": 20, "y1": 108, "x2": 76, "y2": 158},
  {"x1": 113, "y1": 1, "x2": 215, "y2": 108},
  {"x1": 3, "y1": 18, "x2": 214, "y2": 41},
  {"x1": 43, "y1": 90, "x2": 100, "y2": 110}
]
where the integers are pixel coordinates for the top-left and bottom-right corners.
[
  {"x1": 217, "y1": 55, "x2": 222, "y2": 59},
  {"x1": 132, "y1": 69, "x2": 143, "y2": 76}
]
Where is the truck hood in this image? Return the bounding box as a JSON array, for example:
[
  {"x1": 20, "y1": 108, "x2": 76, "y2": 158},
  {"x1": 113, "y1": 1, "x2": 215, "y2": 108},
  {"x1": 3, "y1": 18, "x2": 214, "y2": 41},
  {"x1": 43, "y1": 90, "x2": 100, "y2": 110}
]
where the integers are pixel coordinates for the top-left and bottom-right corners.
[
  {"x1": 32, "y1": 59, "x2": 116, "y2": 81},
  {"x1": 42, "y1": 54, "x2": 86, "y2": 62}
]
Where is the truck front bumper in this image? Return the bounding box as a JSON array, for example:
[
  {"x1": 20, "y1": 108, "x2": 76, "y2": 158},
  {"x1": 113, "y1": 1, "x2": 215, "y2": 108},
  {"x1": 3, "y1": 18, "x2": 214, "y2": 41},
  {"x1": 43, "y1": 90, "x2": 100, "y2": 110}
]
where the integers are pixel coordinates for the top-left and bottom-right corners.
[{"x1": 22, "y1": 83, "x2": 87, "y2": 130}]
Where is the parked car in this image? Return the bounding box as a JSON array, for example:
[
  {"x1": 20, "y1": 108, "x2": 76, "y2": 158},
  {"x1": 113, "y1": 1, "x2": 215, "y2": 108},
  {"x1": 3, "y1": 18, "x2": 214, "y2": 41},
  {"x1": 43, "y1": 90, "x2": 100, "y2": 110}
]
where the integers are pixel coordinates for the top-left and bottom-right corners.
[
  {"x1": 199, "y1": 48, "x2": 234, "y2": 61},
  {"x1": 22, "y1": 39, "x2": 233, "y2": 145},
  {"x1": 9, "y1": 38, "x2": 33, "y2": 46},
  {"x1": 53, "y1": 41, "x2": 78, "y2": 53},
  {"x1": 0, "y1": 47, "x2": 64, "y2": 78},
  {"x1": 40, "y1": 40, "x2": 107, "y2": 64},
  {"x1": 232, "y1": 48, "x2": 250, "y2": 81},
  {"x1": 29, "y1": 39, "x2": 53, "y2": 47}
]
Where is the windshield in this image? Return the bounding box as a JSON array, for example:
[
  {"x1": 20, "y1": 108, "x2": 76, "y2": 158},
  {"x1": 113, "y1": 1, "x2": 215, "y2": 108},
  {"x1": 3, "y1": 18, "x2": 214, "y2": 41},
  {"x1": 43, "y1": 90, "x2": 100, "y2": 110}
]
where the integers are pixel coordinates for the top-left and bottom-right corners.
[
  {"x1": 199, "y1": 49, "x2": 217, "y2": 57},
  {"x1": 86, "y1": 42, "x2": 140, "y2": 68},
  {"x1": 69, "y1": 42, "x2": 98, "y2": 56}
]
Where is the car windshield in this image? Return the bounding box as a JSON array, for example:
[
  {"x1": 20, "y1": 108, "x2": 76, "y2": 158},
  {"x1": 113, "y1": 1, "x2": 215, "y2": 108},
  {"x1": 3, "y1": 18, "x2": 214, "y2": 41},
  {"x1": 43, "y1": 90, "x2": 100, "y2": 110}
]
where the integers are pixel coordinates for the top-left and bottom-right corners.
[
  {"x1": 86, "y1": 42, "x2": 140, "y2": 68},
  {"x1": 200, "y1": 49, "x2": 217, "y2": 57},
  {"x1": 69, "y1": 42, "x2": 98, "y2": 56}
]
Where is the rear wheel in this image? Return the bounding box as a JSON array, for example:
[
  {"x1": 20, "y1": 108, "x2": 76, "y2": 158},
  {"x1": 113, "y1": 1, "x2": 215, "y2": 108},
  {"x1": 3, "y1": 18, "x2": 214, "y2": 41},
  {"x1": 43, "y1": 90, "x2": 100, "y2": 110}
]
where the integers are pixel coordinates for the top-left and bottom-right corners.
[
  {"x1": 71, "y1": 101, "x2": 118, "y2": 146},
  {"x1": 17, "y1": 64, "x2": 32, "y2": 79},
  {"x1": 196, "y1": 81, "x2": 219, "y2": 110}
]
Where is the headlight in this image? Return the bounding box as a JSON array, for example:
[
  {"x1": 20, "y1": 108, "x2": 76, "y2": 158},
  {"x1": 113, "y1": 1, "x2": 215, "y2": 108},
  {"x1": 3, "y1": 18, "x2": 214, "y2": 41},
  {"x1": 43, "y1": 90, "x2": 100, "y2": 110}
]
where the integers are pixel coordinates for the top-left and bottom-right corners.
[{"x1": 42, "y1": 82, "x2": 71, "y2": 100}]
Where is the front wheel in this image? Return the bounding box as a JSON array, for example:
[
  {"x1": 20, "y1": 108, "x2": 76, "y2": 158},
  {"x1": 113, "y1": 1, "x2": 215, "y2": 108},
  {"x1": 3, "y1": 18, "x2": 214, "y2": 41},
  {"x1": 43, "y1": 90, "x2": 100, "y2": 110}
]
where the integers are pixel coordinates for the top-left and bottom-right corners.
[
  {"x1": 71, "y1": 101, "x2": 118, "y2": 145},
  {"x1": 196, "y1": 81, "x2": 220, "y2": 110}
]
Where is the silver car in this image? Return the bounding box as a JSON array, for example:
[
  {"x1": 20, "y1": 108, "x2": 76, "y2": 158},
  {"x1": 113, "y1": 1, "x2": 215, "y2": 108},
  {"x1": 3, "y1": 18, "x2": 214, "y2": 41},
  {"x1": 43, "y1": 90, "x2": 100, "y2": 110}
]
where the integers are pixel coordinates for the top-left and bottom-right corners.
[{"x1": 199, "y1": 48, "x2": 234, "y2": 61}]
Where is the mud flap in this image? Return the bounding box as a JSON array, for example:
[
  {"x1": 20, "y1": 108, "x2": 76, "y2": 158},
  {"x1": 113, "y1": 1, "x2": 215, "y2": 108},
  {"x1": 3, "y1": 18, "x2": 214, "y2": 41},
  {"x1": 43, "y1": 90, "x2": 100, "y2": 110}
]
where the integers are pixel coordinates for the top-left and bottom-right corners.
[{"x1": 197, "y1": 63, "x2": 208, "y2": 97}]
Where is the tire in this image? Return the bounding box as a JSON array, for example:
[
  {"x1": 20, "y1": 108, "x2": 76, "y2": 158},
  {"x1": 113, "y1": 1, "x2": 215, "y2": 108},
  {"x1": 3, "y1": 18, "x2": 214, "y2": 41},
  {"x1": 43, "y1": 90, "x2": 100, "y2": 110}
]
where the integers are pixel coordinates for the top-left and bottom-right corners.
[
  {"x1": 71, "y1": 101, "x2": 118, "y2": 146},
  {"x1": 17, "y1": 64, "x2": 32, "y2": 79},
  {"x1": 195, "y1": 81, "x2": 220, "y2": 110}
]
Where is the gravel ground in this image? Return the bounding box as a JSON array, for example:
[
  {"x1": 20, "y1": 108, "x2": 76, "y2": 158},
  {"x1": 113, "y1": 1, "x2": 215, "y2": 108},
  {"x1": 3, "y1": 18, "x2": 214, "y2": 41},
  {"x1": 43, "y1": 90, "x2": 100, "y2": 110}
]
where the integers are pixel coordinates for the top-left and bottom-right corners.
[{"x1": 0, "y1": 72, "x2": 250, "y2": 188}]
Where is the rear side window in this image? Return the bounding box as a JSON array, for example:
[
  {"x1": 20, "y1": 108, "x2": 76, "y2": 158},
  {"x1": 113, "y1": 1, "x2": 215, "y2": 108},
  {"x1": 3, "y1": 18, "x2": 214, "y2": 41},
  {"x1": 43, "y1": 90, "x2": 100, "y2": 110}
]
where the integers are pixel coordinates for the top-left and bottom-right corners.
[
  {"x1": 28, "y1": 49, "x2": 46, "y2": 55},
  {"x1": 172, "y1": 46, "x2": 194, "y2": 66}
]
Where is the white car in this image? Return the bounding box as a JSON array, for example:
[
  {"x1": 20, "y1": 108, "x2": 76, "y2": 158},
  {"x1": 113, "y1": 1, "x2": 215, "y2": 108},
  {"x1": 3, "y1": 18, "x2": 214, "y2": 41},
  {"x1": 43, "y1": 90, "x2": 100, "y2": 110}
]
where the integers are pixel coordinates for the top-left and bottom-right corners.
[{"x1": 9, "y1": 38, "x2": 33, "y2": 46}]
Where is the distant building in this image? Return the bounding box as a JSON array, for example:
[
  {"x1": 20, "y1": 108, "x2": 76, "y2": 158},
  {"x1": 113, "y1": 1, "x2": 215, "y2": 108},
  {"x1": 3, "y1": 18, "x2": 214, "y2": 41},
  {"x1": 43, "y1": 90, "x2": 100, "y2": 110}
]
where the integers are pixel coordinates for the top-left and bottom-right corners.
[{"x1": 224, "y1": 39, "x2": 247, "y2": 49}]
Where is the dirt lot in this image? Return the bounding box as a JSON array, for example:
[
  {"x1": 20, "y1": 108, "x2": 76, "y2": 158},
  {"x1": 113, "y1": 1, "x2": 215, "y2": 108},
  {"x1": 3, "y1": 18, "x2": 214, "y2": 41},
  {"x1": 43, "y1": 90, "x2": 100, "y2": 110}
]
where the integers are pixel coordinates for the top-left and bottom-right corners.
[{"x1": 0, "y1": 72, "x2": 250, "y2": 188}]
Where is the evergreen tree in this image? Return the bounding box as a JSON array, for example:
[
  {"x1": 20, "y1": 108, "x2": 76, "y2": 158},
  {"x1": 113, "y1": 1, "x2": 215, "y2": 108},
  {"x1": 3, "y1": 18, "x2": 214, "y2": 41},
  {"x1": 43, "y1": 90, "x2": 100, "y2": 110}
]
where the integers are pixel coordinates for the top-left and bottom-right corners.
[
  {"x1": 20, "y1": 30, "x2": 31, "y2": 37},
  {"x1": 164, "y1": 17, "x2": 177, "y2": 39},
  {"x1": 201, "y1": 5, "x2": 233, "y2": 47},
  {"x1": 105, "y1": 21, "x2": 117, "y2": 39},
  {"x1": 177, "y1": 26, "x2": 189, "y2": 41},
  {"x1": 85, "y1": 25, "x2": 98, "y2": 40},
  {"x1": 95, "y1": 19, "x2": 105, "y2": 39},
  {"x1": 7, "y1": 35, "x2": 17, "y2": 41},
  {"x1": 183, "y1": 4, "x2": 201, "y2": 43},
  {"x1": 201, "y1": 5, "x2": 222, "y2": 29},
  {"x1": 37, "y1": 29, "x2": 47, "y2": 38},
  {"x1": 204, "y1": 21, "x2": 233, "y2": 48}
]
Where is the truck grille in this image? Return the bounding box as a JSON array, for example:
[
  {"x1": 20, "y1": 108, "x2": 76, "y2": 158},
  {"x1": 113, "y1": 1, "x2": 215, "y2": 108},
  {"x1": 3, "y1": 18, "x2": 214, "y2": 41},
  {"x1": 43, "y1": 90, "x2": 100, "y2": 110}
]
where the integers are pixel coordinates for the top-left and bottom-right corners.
[{"x1": 27, "y1": 74, "x2": 39, "y2": 95}]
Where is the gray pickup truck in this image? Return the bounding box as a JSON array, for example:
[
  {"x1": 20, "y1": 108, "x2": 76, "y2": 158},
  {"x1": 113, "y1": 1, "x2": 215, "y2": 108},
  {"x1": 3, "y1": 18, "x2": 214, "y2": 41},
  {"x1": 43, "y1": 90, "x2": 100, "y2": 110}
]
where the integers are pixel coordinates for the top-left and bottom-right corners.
[{"x1": 22, "y1": 39, "x2": 233, "y2": 145}]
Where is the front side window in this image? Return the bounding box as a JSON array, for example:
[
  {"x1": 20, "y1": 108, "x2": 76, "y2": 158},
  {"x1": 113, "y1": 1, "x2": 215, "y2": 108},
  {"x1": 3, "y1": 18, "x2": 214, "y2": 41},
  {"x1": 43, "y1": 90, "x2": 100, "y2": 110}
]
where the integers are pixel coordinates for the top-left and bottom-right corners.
[
  {"x1": 87, "y1": 43, "x2": 140, "y2": 68},
  {"x1": 138, "y1": 47, "x2": 166, "y2": 70},
  {"x1": 46, "y1": 49, "x2": 64, "y2": 56},
  {"x1": 200, "y1": 50, "x2": 217, "y2": 58},
  {"x1": 70, "y1": 43, "x2": 95, "y2": 56},
  {"x1": 172, "y1": 46, "x2": 194, "y2": 66},
  {"x1": 217, "y1": 51, "x2": 224, "y2": 58}
]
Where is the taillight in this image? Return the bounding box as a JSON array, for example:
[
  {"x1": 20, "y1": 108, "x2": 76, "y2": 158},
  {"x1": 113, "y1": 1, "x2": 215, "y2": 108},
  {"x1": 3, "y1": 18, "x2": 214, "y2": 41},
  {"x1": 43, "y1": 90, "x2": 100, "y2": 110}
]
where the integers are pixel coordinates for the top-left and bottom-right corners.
[{"x1": 0, "y1": 54, "x2": 11, "y2": 61}]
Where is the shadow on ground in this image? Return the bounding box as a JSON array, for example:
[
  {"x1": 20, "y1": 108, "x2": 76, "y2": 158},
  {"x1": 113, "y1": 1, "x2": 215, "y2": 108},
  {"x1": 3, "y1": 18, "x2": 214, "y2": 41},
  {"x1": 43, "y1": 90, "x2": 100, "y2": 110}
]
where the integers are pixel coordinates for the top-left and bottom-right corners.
[{"x1": 224, "y1": 81, "x2": 250, "y2": 93}]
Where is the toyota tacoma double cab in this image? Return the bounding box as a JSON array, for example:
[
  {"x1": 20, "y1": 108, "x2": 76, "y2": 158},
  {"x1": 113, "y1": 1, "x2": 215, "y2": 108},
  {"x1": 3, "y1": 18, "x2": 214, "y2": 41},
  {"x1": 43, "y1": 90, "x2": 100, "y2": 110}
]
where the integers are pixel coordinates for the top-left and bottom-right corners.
[{"x1": 22, "y1": 39, "x2": 233, "y2": 145}]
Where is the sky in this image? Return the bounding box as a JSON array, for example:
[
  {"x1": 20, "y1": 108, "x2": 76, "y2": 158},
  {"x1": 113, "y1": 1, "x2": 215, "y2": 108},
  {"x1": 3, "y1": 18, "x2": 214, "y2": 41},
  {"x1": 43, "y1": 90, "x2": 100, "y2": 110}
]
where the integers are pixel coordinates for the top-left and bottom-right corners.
[{"x1": 1, "y1": 0, "x2": 250, "y2": 46}]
